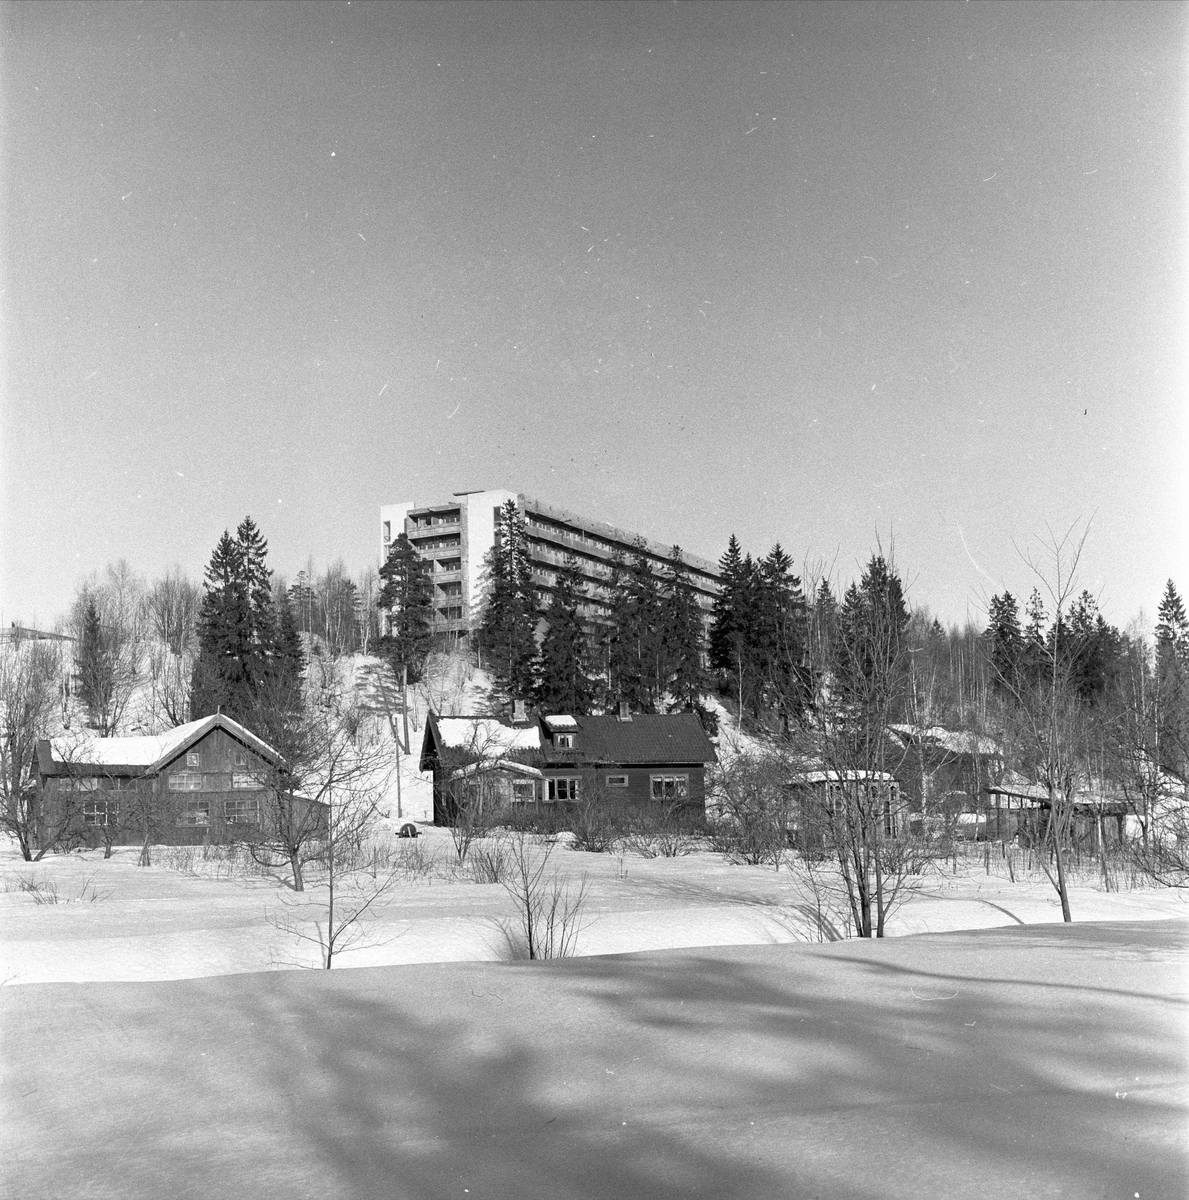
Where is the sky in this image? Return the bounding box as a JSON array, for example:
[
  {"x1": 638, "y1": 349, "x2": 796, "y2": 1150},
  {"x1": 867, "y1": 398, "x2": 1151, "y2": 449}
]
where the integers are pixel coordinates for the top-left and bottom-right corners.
[{"x1": 2, "y1": 0, "x2": 1186, "y2": 631}]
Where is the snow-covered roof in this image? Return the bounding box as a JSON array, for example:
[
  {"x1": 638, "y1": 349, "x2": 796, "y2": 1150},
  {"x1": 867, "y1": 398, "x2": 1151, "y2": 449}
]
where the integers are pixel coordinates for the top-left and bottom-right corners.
[
  {"x1": 446, "y1": 758, "x2": 544, "y2": 781},
  {"x1": 432, "y1": 717, "x2": 541, "y2": 755},
  {"x1": 544, "y1": 714, "x2": 578, "y2": 730},
  {"x1": 44, "y1": 714, "x2": 283, "y2": 774},
  {"x1": 889, "y1": 724, "x2": 1000, "y2": 757},
  {"x1": 791, "y1": 770, "x2": 899, "y2": 785}
]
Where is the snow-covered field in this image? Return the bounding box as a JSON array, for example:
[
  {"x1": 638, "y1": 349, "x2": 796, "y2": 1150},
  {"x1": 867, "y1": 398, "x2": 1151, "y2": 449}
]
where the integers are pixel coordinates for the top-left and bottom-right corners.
[
  {"x1": 2, "y1": 914, "x2": 1185, "y2": 1200},
  {"x1": 2, "y1": 828, "x2": 1186, "y2": 985}
]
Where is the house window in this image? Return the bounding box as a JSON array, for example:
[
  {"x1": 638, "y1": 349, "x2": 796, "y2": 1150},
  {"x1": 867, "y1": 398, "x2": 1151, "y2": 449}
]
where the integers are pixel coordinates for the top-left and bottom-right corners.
[
  {"x1": 181, "y1": 800, "x2": 210, "y2": 827},
  {"x1": 67, "y1": 776, "x2": 99, "y2": 792},
  {"x1": 168, "y1": 772, "x2": 203, "y2": 792},
  {"x1": 554, "y1": 733, "x2": 573, "y2": 750},
  {"x1": 547, "y1": 777, "x2": 580, "y2": 802},
  {"x1": 224, "y1": 798, "x2": 260, "y2": 825},
  {"x1": 231, "y1": 749, "x2": 248, "y2": 768},
  {"x1": 231, "y1": 772, "x2": 259, "y2": 790},
  {"x1": 186, "y1": 751, "x2": 200, "y2": 768},
  {"x1": 605, "y1": 774, "x2": 629, "y2": 788},
  {"x1": 511, "y1": 780, "x2": 537, "y2": 804},
  {"x1": 650, "y1": 775, "x2": 688, "y2": 801},
  {"x1": 83, "y1": 800, "x2": 115, "y2": 827}
]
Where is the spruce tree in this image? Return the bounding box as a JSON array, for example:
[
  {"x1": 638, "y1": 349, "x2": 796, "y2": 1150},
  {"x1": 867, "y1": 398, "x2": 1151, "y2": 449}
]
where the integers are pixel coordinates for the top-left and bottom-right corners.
[
  {"x1": 191, "y1": 531, "x2": 250, "y2": 719},
  {"x1": 985, "y1": 591, "x2": 1023, "y2": 691},
  {"x1": 660, "y1": 547, "x2": 710, "y2": 712},
  {"x1": 479, "y1": 500, "x2": 538, "y2": 707},
  {"x1": 191, "y1": 519, "x2": 274, "y2": 722},
  {"x1": 1156, "y1": 580, "x2": 1189, "y2": 672},
  {"x1": 377, "y1": 533, "x2": 434, "y2": 682},
  {"x1": 709, "y1": 535, "x2": 746, "y2": 675},
  {"x1": 1022, "y1": 588, "x2": 1049, "y2": 685},
  {"x1": 236, "y1": 517, "x2": 276, "y2": 682},
  {"x1": 77, "y1": 594, "x2": 115, "y2": 733},
  {"x1": 606, "y1": 541, "x2": 666, "y2": 712},
  {"x1": 756, "y1": 543, "x2": 810, "y2": 727},
  {"x1": 534, "y1": 554, "x2": 595, "y2": 713},
  {"x1": 709, "y1": 536, "x2": 762, "y2": 722}
]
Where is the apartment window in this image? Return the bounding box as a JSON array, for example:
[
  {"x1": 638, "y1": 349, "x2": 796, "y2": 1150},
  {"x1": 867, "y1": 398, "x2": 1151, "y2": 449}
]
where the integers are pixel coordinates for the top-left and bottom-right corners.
[
  {"x1": 650, "y1": 775, "x2": 688, "y2": 801},
  {"x1": 225, "y1": 798, "x2": 260, "y2": 825},
  {"x1": 438, "y1": 582, "x2": 462, "y2": 598},
  {"x1": 605, "y1": 774, "x2": 629, "y2": 788},
  {"x1": 547, "y1": 777, "x2": 580, "y2": 802},
  {"x1": 437, "y1": 558, "x2": 462, "y2": 573},
  {"x1": 383, "y1": 520, "x2": 391, "y2": 543},
  {"x1": 168, "y1": 772, "x2": 204, "y2": 792},
  {"x1": 440, "y1": 606, "x2": 463, "y2": 620},
  {"x1": 181, "y1": 800, "x2": 210, "y2": 827},
  {"x1": 511, "y1": 780, "x2": 537, "y2": 804},
  {"x1": 553, "y1": 733, "x2": 573, "y2": 750},
  {"x1": 186, "y1": 751, "x2": 200, "y2": 768},
  {"x1": 83, "y1": 799, "x2": 115, "y2": 827}
]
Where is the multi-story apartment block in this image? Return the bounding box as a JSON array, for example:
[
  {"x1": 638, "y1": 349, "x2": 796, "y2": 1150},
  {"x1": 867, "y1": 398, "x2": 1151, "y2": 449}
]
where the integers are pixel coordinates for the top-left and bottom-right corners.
[{"x1": 379, "y1": 489, "x2": 721, "y2": 638}]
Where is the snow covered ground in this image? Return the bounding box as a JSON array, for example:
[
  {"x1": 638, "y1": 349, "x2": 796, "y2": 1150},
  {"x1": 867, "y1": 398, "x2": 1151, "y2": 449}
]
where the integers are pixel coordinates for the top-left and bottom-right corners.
[
  {"x1": 2, "y1": 917, "x2": 1185, "y2": 1199},
  {"x1": 2, "y1": 828, "x2": 1186, "y2": 985}
]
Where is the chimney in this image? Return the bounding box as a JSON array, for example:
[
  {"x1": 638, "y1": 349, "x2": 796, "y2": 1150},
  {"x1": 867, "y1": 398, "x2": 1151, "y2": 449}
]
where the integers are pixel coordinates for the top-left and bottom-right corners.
[
  {"x1": 618, "y1": 699, "x2": 631, "y2": 722},
  {"x1": 512, "y1": 699, "x2": 528, "y2": 725}
]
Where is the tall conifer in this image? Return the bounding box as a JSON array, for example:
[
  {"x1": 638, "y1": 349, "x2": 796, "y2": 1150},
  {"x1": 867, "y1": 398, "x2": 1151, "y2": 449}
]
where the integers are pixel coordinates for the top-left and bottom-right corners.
[
  {"x1": 479, "y1": 500, "x2": 538, "y2": 707},
  {"x1": 378, "y1": 532, "x2": 434, "y2": 682},
  {"x1": 534, "y1": 554, "x2": 595, "y2": 713}
]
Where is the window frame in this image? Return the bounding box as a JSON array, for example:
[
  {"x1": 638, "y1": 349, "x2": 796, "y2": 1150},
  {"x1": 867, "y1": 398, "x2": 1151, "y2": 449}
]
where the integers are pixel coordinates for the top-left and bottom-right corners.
[
  {"x1": 510, "y1": 779, "x2": 537, "y2": 804},
  {"x1": 649, "y1": 774, "x2": 689, "y2": 802},
  {"x1": 181, "y1": 800, "x2": 211, "y2": 827},
  {"x1": 546, "y1": 776, "x2": 580, "y2": 803},
  {"x1": 604, "y1": 774, "x2": 629, "y2": 788},
  {"x1": 83, "y1": 799, "x2": 115, "y2": 827},
  {"x1": 553, "y1": 733, "x2": 574, "y2": 750},
  {"x1": 224, "y1": 797, "x2": 261, "y2": 825}
]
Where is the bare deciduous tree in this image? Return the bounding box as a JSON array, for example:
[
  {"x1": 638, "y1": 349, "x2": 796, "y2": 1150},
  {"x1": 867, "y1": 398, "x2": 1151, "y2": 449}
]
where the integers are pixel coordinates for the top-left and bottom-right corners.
[
  {"x1": 991, "y1": 522, "x2": 1095, "y2": 923},
  {"x1": 70, "y1": 562, "x2": 147, "y2": 735},
  {"x1": 145, "y1": 567, "x2": 200, "y2": 656},
  {"x1": 0, "y1": 637, "x2": 66, "y2": 860}
]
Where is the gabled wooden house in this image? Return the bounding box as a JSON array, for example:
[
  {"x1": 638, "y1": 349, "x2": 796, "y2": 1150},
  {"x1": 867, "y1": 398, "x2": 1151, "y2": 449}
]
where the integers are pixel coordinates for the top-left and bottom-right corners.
[
  {"x1": 419, "y1": 708, "x2": 718, "y2": 824},
  {"x1": 35, "y1": 713, "x2": 310, "y2": 848}
]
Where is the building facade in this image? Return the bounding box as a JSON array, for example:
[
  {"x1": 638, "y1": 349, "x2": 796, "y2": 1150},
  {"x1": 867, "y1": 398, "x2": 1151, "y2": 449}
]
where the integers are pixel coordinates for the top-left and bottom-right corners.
[
  {"x1": 35, "y1": 714, "x2": 324, "y2": 849},
  {"x1": 419, "y1": 708, "x2": 718, "y2": 825},
  {"x1": 380, "y1": 489, "x2": 721, "y2": 639}
]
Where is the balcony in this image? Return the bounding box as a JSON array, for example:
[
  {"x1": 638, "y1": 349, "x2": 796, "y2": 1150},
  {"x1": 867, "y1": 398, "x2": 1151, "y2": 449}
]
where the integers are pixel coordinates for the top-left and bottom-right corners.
[{"x1": 409, "y1": 521, "x2": 461, "y2": 539}]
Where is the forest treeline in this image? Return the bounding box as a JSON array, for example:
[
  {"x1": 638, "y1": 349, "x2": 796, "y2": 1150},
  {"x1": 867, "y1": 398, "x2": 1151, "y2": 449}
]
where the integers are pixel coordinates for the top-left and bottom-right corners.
[{"x1": 4, "y1": 511, "x2": 1189, "y2": 809}]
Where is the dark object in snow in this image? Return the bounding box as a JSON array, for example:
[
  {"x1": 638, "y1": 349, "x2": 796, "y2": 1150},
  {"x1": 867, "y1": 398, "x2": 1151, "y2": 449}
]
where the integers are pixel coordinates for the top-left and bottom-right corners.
[{"x1": 398, "y1": 822, "x2": 419, "y2": 839}]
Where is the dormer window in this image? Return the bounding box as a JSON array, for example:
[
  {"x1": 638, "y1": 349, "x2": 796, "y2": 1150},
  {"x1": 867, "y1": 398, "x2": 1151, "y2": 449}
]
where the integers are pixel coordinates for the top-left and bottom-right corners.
[{"x1": 554, "y1": 733, "x2": 573, "y2": 750}]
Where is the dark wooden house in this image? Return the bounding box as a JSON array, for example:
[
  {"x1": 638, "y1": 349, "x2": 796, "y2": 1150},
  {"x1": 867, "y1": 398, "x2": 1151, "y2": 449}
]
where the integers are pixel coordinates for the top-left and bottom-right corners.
[
  {"x1": 35, "y1": 713, "x2": 308, "y2": 848},
  {"x1": 419, "y1": 709, "x2": 718, "y2": 824}
]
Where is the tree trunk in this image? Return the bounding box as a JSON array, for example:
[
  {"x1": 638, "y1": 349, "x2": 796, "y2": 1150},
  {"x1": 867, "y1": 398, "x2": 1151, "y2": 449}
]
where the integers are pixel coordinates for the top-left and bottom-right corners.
[
  {"x1": 290, "y1": 848, "x2": 304, "y2": 892},
  {"x1": 1052, "y1": 830, "x2": 1072, "y2": 922}
]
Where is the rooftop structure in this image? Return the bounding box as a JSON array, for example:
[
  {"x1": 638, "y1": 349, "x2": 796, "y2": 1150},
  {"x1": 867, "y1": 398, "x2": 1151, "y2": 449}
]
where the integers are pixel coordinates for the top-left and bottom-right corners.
[{"x1": 380, "y1": 489, "x2": 721, "y2": 639}]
